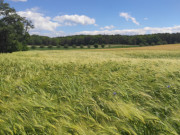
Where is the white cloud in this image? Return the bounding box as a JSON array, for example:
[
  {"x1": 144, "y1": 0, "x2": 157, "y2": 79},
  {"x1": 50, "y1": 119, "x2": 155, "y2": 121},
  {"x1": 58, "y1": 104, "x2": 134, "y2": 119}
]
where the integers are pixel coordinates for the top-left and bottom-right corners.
[
  {"x1": 120, "y1": 12, "x2": 140, "y2": 25},
  {"x1": 144, "y1": 18, "x2": 148, "y2": 20},
  {"x1": 16, "y1": 8, "x2": 98, "y2": 37},
  {"x1": 27, "y1": 25, "x2": 180, "y2": 37},
  {"x1": 53, "y1": 14, "x2": 96, "y2": 26},
  {"x1": 100, "y1": 25, "x2": 115, "y2": 30},
  {"x1": 76, "y1": 29, "x2": 145, "y2": 35},
  {"x1": 10, "y1": 0, "x2": 27, "y2": 2},
  {"x1": 75, "y1": 26, "x2": 180, "y2": 35},
  {"x1": 144, "y1": 26, "x2": 180, "y2": 34},
  {"x1": 17, "y1": 8, "x2": 59, "y2": 31},
  {"x1": 30, "y1": 30, "x2": 66, "y2": 37}
]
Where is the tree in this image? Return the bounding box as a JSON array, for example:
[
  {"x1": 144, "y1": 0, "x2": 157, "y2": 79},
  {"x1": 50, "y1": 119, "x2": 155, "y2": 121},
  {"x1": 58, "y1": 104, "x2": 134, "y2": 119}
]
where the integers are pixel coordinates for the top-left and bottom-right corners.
[
  {"x1": 42, "y1": 37, "x2": 50, "y2": 45},
  {"x1": 0, "y1": 0, "x2": 33, "y2": 53},
  {"x1": 51, "y1": 38, "x2": 58, "y2": 46},
  {"x1": 34, "y1": 37, "x2": 42, "y2": 45},
  {"x1": 29, "y1": 33, "x2": 180, "y2": 48}
]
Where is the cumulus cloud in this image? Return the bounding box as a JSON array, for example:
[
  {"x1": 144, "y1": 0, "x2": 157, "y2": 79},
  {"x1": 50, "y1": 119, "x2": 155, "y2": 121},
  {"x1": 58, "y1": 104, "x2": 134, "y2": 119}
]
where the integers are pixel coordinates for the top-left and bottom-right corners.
[
  {"x1": 120, "y1": 12, "x2": 140, "y2": 25},
  {"x1": 10, "y1": 0, "x2": 27, "y2": 2},
  {"x1": 16, "y1": 8, "x2": 98, "y2": 37},
  {"x1": 53, "y1": 15, "x2": 96, "y2": 26},
  {"x1": 17, "y1": 8, "x2": 59, "y2": 31},
  {"x1": 100, "y1": 25, "x2": 115, "y2": 30},
  {"x1": 75, "y1": 26, "x2": 180, "y2": 35}
]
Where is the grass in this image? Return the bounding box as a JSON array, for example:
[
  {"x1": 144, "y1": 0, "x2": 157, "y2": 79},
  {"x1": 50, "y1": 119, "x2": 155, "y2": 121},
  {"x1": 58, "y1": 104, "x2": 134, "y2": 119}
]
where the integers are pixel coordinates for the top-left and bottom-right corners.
[{"x1": 0, "y1": 44, "x2": 180, "y2": 134}]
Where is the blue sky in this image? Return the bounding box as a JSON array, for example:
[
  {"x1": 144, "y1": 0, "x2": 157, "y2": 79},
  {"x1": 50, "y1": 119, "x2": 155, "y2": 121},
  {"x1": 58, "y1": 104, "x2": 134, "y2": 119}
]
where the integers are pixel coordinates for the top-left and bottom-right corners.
[{"x1": 5, "y1": 0, "x2": 180, "y2": 37}]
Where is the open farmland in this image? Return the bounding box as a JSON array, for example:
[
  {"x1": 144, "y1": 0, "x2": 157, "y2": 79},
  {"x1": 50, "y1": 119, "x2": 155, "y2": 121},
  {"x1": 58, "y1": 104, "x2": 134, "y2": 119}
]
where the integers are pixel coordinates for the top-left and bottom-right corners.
[{"x1": 0, "y1": 45, "x2": 180, "y2": 134}]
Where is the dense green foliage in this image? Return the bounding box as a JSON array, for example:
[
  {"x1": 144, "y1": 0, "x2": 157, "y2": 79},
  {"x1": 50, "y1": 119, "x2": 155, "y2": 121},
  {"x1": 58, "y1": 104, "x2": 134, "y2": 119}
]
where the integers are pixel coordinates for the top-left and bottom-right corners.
[
  {"x1": 0, "y1": 0, "x2": 33, "y2": 53},
  {"x1": 0, "y1": 46, "x2": 180, "y2": 134},
  {"x1": 28, "y1": 33, "x2": 180, "y2": 47}
]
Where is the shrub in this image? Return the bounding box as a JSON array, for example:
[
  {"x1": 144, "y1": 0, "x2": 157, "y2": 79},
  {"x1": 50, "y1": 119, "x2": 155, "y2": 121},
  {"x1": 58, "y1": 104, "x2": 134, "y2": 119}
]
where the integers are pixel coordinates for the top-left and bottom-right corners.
[
  {"x1": 22, "y1": 45, "x2": 28, "y2": 51},
  {"x1": 72, "y1": 45, "x2": 77, "y2": 48},
  {"x1": 48, "y1": 45, "x2": 53, "y2": 49},
  {"x1": 151, "y1": 42, "x2": 155, "y2": 46},
  {"x1": 144, "y1": 43, "x2": 149, "y2": 46},
  {"x1": 13, "y1": 41, "x2": 23, "y2": 51},
  {"x1": 88, "y1": 45, "x2": 91, "y2": 48},
  {"x1": 80, "y1": 45, "x2": 84, "y2": 48},
  {"x1": 57, "y1": 45, "x2": 61, "y2": 48},
  {"x1": 157, "y1": 41, "x2": 162, "y2": 45},
  {"x1": 94, "y1": 44, "x2": 98, "y2": 48},
  {"x1": 139, "y1": 43, "x2": 144, "y2": 47},
  {"x1": 64, "y1": 44, "x2": 69, "y2": 49},
  {"x1": 31, "y1": 45, "x2": 36, "y2": 49},
  {"x1": 101, "y1": 44, "x2": 105, "y2": 48},
  {"x1": 40, "y1": 45, "x2": 44, "y2": 48},
  {"x1": 162, "y1": 41, "x2": 168, "y2": 45}
]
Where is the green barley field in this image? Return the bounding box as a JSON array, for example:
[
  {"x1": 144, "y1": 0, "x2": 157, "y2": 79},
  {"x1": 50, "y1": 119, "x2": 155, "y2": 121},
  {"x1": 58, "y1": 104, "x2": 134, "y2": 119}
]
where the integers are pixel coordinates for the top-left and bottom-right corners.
[{"x1": 0, "y1": 45, "x2": 180, "y2": 135}]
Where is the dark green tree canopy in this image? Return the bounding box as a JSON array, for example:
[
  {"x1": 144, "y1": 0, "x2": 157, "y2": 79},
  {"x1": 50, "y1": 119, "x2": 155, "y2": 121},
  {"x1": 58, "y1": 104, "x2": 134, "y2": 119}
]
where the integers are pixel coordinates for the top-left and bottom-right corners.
[
  {"x1": 0, "y1": 0, "x2": 33, "y2": 53},
  {"x1": 28, "y1": 33, "x2": 180, "y2": 47}
]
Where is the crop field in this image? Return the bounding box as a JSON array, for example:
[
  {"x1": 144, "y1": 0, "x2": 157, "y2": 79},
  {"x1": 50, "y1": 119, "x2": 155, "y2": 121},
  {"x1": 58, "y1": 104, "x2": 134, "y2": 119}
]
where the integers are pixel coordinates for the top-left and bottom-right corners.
[{"x1": 0, "y1": 45, "x2": 180, "y2": 134}]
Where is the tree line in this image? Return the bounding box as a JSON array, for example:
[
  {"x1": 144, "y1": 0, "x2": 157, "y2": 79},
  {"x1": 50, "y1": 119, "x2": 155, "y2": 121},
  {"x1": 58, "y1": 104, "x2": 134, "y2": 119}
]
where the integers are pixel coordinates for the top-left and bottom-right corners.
[{"x1": 28, "y1": 33, "x2": 180, "y2": 47}]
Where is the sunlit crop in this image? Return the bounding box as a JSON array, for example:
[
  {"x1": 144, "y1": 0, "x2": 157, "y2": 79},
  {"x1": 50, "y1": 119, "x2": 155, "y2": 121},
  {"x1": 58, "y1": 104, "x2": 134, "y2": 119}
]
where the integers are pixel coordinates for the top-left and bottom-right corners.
[{"x1": 0, "y1": 45, "x2": 180, "y2": 134}]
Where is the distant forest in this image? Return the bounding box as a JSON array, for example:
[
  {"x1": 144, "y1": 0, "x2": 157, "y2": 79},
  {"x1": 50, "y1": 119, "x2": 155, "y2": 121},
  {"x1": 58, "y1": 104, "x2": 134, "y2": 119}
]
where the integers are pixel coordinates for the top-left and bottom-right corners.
[{"x1": 28, "y1": 33, "x2": 180, "y2": 47}]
